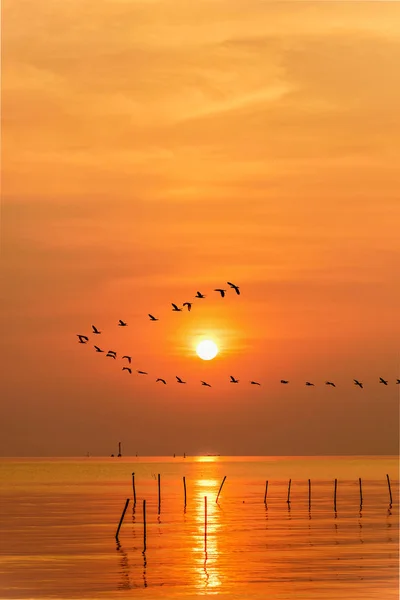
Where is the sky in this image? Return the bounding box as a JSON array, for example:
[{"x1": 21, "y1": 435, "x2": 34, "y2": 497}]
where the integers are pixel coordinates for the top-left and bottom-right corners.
[{"x1": 1, "y1": 0, "x2": 399, "y2": 457}]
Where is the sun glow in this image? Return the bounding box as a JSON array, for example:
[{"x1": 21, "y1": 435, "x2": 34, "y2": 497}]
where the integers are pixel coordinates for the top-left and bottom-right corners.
[{"x1": 196, "y1": 340, "x2": 218, "y2": 361}]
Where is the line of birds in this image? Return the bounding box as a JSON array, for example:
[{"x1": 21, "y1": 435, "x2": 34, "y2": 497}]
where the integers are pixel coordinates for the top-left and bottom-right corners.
[{"x1": 74, "y1": 337, "x2": 400, "y2": 388}]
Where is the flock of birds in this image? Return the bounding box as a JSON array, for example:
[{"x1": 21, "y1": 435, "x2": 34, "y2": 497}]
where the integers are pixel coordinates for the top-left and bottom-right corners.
[{"x1": 76, "y1": 281, "x2": 399, "y2": 389}]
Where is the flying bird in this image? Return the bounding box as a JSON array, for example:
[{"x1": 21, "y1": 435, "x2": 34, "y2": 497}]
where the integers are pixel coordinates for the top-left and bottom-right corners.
[
  {"x1": 106, "y1": 352, "x2": 117, "y2": 359},
  {"x1": 280, "y1": 380, "x2": 289, "y2": 384},
  {"x1": 137, "y1": 370, "x2": 148, "y2": 375},
  {"x1": 77, "y1": 335, "x2": 89, "y2": 343},
  {"x1": 230, "y1": 375, "x2": 239, "y2": 383},
  {"x1": 305, "y1": 382, "x2": 315, "y2": 386},
  {"x1": 397, "y1": 379, "x2": 400, "y2": 384},
  {"x1": 122, "y1": 355, "x2": 132, "y2": 363},
  {"x1": 379, "y1": 377, "x2": 388, "y2": 385},
  {"x1": 94, "y1": 346, "x2": 104, "y2": 353},
  {"x1": 118, "y1": 319, "x2": 127, "y2": 326},
  {"x1": 148, "y1": 314, "x2": 158, "y2": 321},
  {"x1": 250, "y1": 381, "x2": 261, "y2": 385},
  {"x1": 195, "y1": 291, "x2": 206, "y2": 298},
  {"x1": 183, "y1": 302, "x2": 192, "y2": 312},
  {"x1": 171, "y1": 303, "x2": 182, "y2": 312},
  {"x1": 325, "y1": 381, "x2": 336, "y2": 387},
  {"x1": 354, "y1": 379, "x2": 363, "y2": 388},
  {"x1": 201, "y1": 381, "x2": 211, "y2": 387},
  {"x1": 156, "y1": 378, "x2": 167, "y2": 384},
  {"x1": 91, "y1": 325, "x2": 101, "y2": 334},
  {"x1": 122, "y1": 367, "x2": 132, "y2": 374},
  {"x1": 227, "y1": 282, "x2": 240, "y2": 295},
  {"x1": 214, "y1": 289, "x2": 226, "y2": 297},
  {"x1": 176, "y1": 376, "x2": 186, "y2": 384}
]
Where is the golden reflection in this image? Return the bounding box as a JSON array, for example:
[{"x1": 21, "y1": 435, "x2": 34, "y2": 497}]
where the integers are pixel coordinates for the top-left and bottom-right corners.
[{"x1": 191, "y1": 475, "x2": 223, "y2": 590}]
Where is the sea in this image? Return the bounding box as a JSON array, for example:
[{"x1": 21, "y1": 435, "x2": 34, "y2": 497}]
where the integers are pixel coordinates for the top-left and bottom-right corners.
[{"x1": 0, "y1": 456, "x2": 398, "y2": 600}]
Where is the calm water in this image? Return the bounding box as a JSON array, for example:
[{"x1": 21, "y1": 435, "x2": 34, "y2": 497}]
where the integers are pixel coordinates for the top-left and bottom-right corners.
[{"x1": 0, "y1": 456, "x2": 398, "y2": 599}]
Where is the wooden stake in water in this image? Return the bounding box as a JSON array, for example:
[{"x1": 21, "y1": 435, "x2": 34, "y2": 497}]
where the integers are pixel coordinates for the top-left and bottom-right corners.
[
  {"x1": 157, "y1": 474, "x2": 161, "y2": 514},
  {"x1": 264, "y1": 480, "x2": 268, "y2": 505},
  {"x1": 143, "y1": 499, "x2": 147, "y2": 553},
  {"x1": 386, "y1": 474, "x2": 393, "y2": 506},
  {"x1": 287, "y1": 479, "x2": 292, "y2": 504},
  {"x1": 115, "y1": 498, "x2": 130, "y2": 540},
  {"x1": 216, "y1": 475, "x2": 227, "y2": 503},
  {"x1": 204, "y1": 496, "x2": 207, "y2": 551},
  {"x1": 132, "y1": 472, "x2": 136, "y2": 505},
  {"x1": 183, "y1": 476, "x2": 187, "y2": 508},
  {"x1": 334, "y1": 478, "x2": 337, "y2": 512},
  {"x1": 308, "y1": 479, "x2": 311, "y2": 510},
  {"x1": 359, "y1": 477, "x2": 363, "y2": 507}
]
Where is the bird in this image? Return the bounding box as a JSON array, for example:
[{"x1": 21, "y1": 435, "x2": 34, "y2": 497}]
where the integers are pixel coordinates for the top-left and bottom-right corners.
[
  {"x1": 227, "y1": 282, "x2": 240, "y2": 295},
  {"x1": 214, "y1": 288, "x2": 226, "y2": 297},
  {"x1": 122, "y1": 355, "x2": 132, "y2": 363},
  {"x1": 176, "y1": 376, "x2": 186, "y2": 384},
  {"x1": 183, "y1": 302, "x2": 192, "y2": 312},
  {"x1": 305, "y1": 382, "x2": 315, "y2": 386},
  {"x1": 148, "y1": 314, "x2": 158, "y2": 321},
  {"x1": 354, "y1": 379, "x2": 363, "y2": 388},
  {"x1": 106, "y1": 352, "x2": 117, "y2": 359},
  {"x1": 156, "y1": 378, "x2": 167, "y2": 384},
  {"x1": 195, "y1": 291, "x2": 206, "y2": 299},
  {"x1": 137, "y1": 370, "x2": 148, "y2": 375},
  {"x1": 171, "y1": 303, "x2": 182, "y2": 312},
  {"x1": 230, "y1": 375, "x2": 239, "y2": 383},
  {"x1": 94, "y1": 346, "x2": 104, "y2": 353},
  {"x1": 397, "y1": 379, "x2": 400, "y2": 384},
  {"x1": 118, "y1": 319, "x2": 127, "y2": 326},
  {"x1": 250, "y1": 381, "x2": 261, "y2": 385},
  {"x1": 280, "y1": 380, "x2": 289, "y2": 384},
  {"x1": 325, "y1": 381, "x2": 336, "y2": 387},
  {"x1": 379, "y1": 377, "x2": 388, "y2": 385},
  {"x1": 201, "y1": 381, "x2": 211, "y2": 387},
  {"x1": 122, "y1": 367, "x2": 132, "y2": 374},
  {"x1": 77, "y1": 335, "x2": 89, "y2": 343},
  {"x1": 91, "y1": 325, "x2": 101, "y2": 334}
]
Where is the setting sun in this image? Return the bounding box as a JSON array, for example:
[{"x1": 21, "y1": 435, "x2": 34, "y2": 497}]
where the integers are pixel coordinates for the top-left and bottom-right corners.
[{"x1": 196, "y1": 340, "x2": 218, "y2": 361}]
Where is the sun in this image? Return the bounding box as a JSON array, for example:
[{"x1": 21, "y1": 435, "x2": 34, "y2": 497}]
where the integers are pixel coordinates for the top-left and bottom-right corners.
[{"x1": 196, "y1": 340, "x2": 218, "y2": 361}]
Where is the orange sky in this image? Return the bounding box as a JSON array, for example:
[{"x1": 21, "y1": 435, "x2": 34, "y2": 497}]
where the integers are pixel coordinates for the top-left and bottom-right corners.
[{"x1": 1, "y1": 0, "x2": 399, "y2": 456}]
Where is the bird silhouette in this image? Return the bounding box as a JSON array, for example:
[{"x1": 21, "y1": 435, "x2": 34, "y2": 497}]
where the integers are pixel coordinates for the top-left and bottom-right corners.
[
  {"x1": 148, "y1": 314, "x2": 158, "y2": 321},
  {"x1": 397, "y1": 379, "x2": 400, "y2": 384},
  {"x1": 354, "y1": 379, "x2": 363, "y2": 388},
  {"x1": 227, "y1": 282, "x2": 240, "y2": 295},
  {"x1": 325, "y1": 381, "x2": 336, "y2": 387},
  {"x1": 91, "y1": 325, "x2": 101, "y2": 334},
  {"x1": 183, "y1": 302, "x2": 192, "y2": 312},
  {"x1": 171, "y1": 303, "x2": 182, "y2": 312},
  {"x1": 230, "y1": 375, "x2": 239, "y2": 383},
  {"x1": 195, "y1": 291, "x2": 206, "y2": 299},
  {"x1": 94, "y1": 346, "x2": 104, "y2": 352},
  {"x1": 77, "y1": 335, "x2": 89, "y2": 343},
  {"x1": 305, "y1": 382, "x2": 315, "y2": 386},
  {"x1": 280, "y1": 380, "x2": 289, "y2": 384},
  {"x1": 122, "y1": 367, "x2": 132, "y2": 374},
  {"x1": 250, "y1": 381, "x2": 261, "y2": 385},
  {"x1": 122, "y1": 356, "x2": 132, "y2": 363},
  {"x1": 118, "y1": 320, "x2": 127, "y2": 326},
  {"x1": 214, "y1": 288, "x2": 226, "y2": 297},
  {"x1": 137, "y1": 370, "x2": 148, "y2": 375},
  {"x1": 379, "y1": 377, "x2": 388, "y2": 385},
  {"x1": 156, "y1": 378, "x2": 167, "y2": 384},
  {"x1": 201, "y1": 381, "x2": 211, "y2": 387},
  {"x1": 176, "y1": 376, "x2": 186, "y2": 384},
  {"x1": 106, "y1": 352, "x2": 117, "y2": 359}
]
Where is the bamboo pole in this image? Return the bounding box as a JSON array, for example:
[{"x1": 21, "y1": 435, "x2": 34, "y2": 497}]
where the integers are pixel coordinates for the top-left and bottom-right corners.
[
  {"x1": 132, "y1": 472, "x2": 136, "y2": 505},
  {"x1": 386, "y1": 474, "x2": 393, "y2": 505},
  {"x1": 334, "y1": 478, "x2": 337, "y2": 512},
  {"x1": 216, "y1": 476, "x2": 227, "y2": 503},
  {"x1": 115, "y1": 498, "x2": 130, "y2": 540},
  {"x1": 158, "y1": 474, "x2": 161, "y2": 514},
  {"x1": 183, "y1": 476, "x2": 187, "y2": 508},
  {"x1": 204, "y1": 496, "x2": 207, "y2": 551},
  {"x1": 143, "y1": 499, "x2": 147, "y2": 553},
  {"x1": 308, "y1": 479, "x2": 311, "y2": 510},
  {"x1": 287, "y1": 479, "x2": 292, "y2": 504},
  {"x1": 264, "y1": 480, "x2": 268, "y2": 505},
  {"x1": 359, "y1": 477, "x2": 363, "y2": 507}
]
